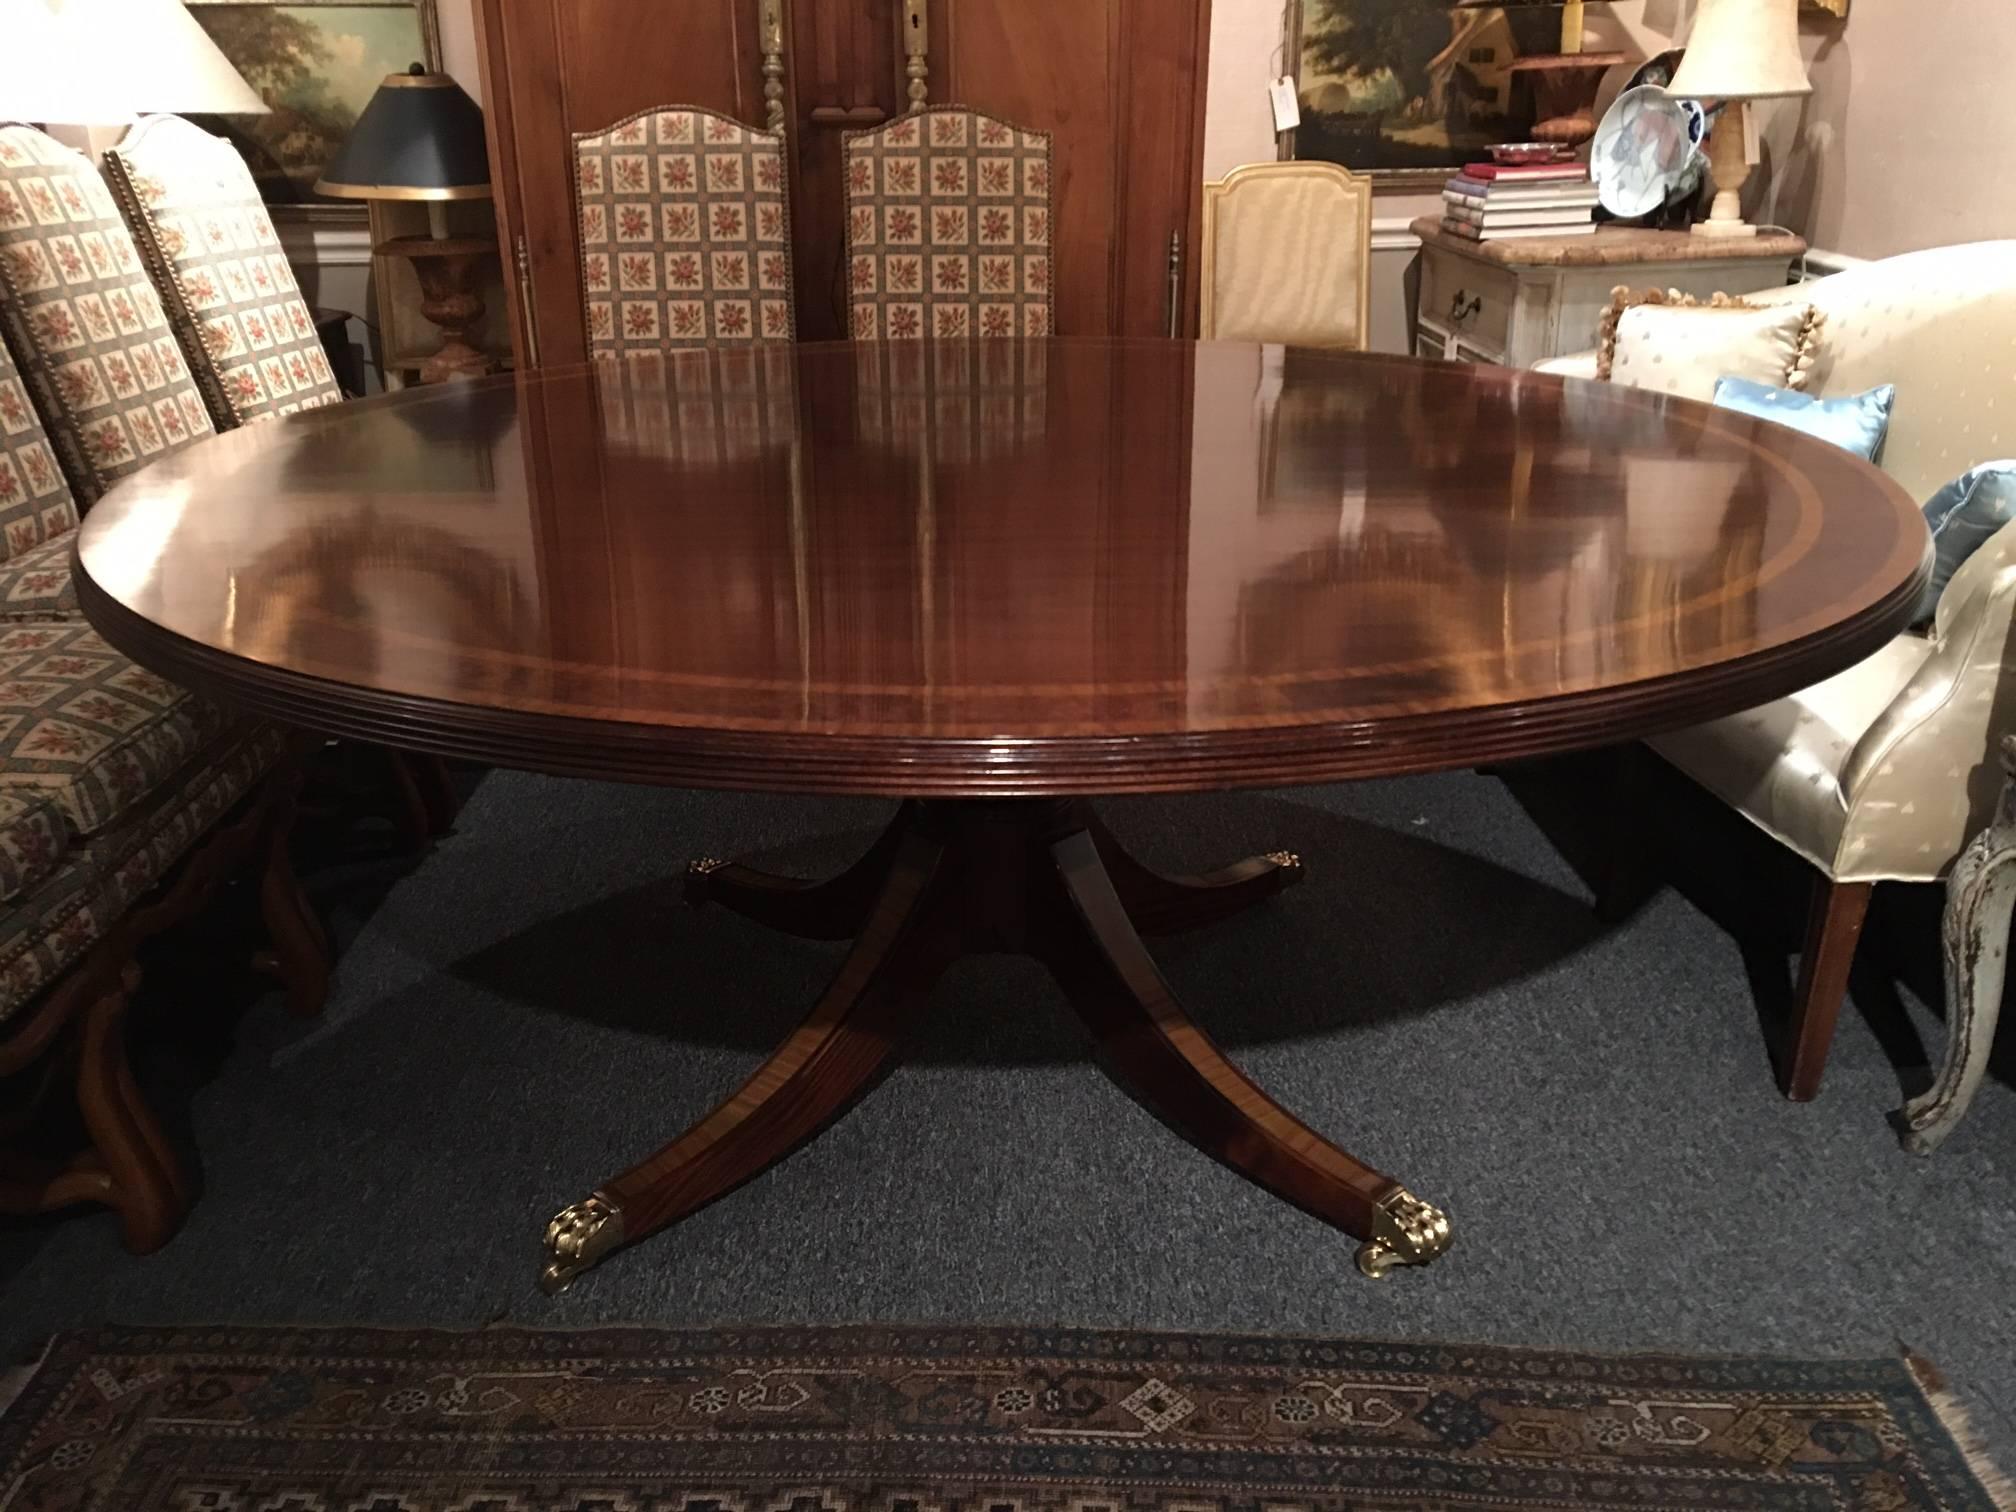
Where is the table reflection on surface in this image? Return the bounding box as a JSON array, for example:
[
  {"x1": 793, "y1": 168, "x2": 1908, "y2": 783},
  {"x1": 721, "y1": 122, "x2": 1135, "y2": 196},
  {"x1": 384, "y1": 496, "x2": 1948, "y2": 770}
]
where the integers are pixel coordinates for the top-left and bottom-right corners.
[{"x1": 77, "y1": 339, "x2": 1924, "y2": 761}]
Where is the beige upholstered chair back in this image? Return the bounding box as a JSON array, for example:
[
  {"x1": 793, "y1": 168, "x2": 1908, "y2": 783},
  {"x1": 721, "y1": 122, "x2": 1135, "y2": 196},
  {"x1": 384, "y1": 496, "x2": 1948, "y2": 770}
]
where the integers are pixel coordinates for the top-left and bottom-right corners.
[
  {"x1": 843, "y1": 107, "x2": 1052, "y2": 340},
  {"x1": 1745, "y1": 241, "x2": 2016, "y2": 502},
  {"x1": 0, "y1": 332, "x2": 75, "y2": 561},
  {"x1": 1199, "y1": 162, "x2": 1372, "y2": 350},
  {"x1": 103, "y1": 114, "x2": 343, "y2": 426},
  {"x1": 0, "y1": 123, "x2": 216, "y2": 503},
  {"x1": 573, "y1": 106, "x2": 794, "y2": 355}
]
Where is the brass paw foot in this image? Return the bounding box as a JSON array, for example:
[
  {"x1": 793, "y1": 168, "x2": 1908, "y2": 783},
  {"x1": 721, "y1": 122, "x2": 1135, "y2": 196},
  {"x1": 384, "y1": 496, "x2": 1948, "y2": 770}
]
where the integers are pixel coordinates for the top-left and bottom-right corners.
[
  {"x1": 539, "y1": 1194, "x2": 625, "y2": 1295},
  {"x1": 1264, "y1": 850, "x2": 1303, "y2": 874},
  {"x1": 1355, "y1": 1187, "x2": 1452, "y2": 1278},
  {"x1": 683, "y1": 857, "x2": 727, "y2": 909}
]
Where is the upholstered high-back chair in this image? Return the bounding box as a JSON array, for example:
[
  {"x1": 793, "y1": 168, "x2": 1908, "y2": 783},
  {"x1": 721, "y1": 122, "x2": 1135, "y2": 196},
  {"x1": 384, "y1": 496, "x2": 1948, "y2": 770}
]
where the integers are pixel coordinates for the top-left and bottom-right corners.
[
  {"x1": 0, "y1": 328, "x2": 81, "y2": 619},
  {"x1": 842, "y1": 108, "x2": 1052, "y2": 341},
  {"x1": 0, "y1": 123, "x2": 216, "y2": 505},
  {"x1": 573, "y1": 106, "x2": 794, "y2": 356},
  {"x1": 102, "y1": 114, "x2": 343, "y2": 425},
  {"x1": 1200, "y1": 162, "x2": 1373, "y2": 349},
  {"x1": 1565, "y1": 242, "x2": 2016, "y2": 1117}
]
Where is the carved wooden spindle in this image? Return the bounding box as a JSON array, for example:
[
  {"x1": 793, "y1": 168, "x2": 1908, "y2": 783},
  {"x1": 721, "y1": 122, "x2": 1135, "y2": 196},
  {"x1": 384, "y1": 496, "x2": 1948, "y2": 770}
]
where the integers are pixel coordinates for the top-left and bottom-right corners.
[
  {"x1": 760, "y1": 0, "x2": 786, "y2": 134},
  {"x1": 903, "y1": 0, "x2": 928, "y2": 107}
]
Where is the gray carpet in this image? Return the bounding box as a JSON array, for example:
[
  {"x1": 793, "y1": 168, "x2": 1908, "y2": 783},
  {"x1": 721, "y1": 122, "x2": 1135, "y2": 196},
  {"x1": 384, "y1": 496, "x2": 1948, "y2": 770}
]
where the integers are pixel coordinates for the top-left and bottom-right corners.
[{"x1": 3, "y1": 759, "x2": 2013, "y2": 1466}]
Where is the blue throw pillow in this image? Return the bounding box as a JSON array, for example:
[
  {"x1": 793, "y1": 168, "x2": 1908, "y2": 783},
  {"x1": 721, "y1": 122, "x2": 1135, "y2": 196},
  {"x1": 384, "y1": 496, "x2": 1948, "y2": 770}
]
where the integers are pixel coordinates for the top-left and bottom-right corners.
[
  {"x1": 1711, "y1": 377, "x2": 1897, "y2": 462},
  {"x1": 1915, "y1": 462, "x2": 2016, "y2": 625}
]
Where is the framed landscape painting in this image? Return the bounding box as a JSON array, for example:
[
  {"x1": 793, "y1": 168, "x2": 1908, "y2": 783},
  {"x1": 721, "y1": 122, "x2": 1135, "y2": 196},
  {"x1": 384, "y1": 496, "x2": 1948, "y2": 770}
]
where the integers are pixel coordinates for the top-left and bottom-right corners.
[
  {"x1": 184, "y1": 0, "x2": 442, "y2": 222},
  {"x1": 1287, "y1": 0, "x2": 1558, "y2": 190}
]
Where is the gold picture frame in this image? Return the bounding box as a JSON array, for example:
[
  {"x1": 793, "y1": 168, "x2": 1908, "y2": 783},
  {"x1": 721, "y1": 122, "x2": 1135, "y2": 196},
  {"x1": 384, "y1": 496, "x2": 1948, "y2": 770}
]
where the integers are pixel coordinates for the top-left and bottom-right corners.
[{"x1": 182, "y1": 0, "x2": 444, "y2": 227}]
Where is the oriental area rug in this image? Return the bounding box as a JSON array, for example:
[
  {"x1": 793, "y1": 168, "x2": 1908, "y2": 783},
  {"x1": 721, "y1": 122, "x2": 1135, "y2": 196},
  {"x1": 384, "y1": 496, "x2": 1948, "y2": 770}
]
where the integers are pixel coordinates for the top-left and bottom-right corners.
[{"x1": 0, "y1": 1324, "x2": 2005, "y2": 1511}]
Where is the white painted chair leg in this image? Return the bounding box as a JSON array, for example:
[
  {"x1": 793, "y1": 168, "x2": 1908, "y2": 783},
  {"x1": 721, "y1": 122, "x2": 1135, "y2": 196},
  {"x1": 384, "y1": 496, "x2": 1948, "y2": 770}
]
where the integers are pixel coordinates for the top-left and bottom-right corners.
[{"x1": 1899, "y1": 739, "x2": 2016, "y2": 1153}]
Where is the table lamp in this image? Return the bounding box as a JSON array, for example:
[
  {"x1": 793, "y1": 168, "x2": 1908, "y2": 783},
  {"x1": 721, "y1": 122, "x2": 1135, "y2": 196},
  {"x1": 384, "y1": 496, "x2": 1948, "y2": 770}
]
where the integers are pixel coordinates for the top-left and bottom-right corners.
[
  {"x1": 1668, "y1": 0, "x2": 1810, "y2": 238},
  {"x1": 318, "y1": 66, "x2": 497, "y2": 383},
  {"x1": 2, "y1": 0, "x2": 266, "y2": 130}
]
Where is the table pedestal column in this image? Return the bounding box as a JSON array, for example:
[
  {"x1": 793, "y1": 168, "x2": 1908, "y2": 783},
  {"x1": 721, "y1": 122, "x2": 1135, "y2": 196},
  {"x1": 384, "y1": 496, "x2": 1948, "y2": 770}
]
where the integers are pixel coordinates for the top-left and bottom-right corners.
[{"x1": 539, "y1": 799, "x2": 1452, "y2": 1293}]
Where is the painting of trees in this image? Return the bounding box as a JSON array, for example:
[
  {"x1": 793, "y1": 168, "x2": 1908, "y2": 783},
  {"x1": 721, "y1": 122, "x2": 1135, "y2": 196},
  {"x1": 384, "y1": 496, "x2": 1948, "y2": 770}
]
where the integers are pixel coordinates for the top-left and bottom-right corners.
[
  {"x1": 1300, "y1": 0, "x2": 1451, "y2": 107},
  {"x1": 1293, "y1": 0, "x2": 1547, "y2": 177},
  {"x1": 186, "y1": 3, "x2": 433, "y2": 204}
]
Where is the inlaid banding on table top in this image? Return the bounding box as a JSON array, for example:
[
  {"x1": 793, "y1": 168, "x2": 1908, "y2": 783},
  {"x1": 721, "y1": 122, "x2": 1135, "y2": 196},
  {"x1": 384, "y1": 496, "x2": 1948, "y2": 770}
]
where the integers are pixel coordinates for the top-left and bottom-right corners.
[
  {"x1": 75, "y1": 339, "x2": 1928, "y2": 795},
  {"x1": 134, "y1": 404, "x2": 1849, "y2": 704}
]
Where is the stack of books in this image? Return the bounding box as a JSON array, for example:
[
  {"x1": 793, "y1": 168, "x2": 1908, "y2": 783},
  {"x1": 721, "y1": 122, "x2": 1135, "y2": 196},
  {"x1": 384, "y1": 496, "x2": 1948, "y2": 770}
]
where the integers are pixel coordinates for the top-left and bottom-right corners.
[{"x1": 1441, "y1": 162, "x2": 1599, "y2": 242}]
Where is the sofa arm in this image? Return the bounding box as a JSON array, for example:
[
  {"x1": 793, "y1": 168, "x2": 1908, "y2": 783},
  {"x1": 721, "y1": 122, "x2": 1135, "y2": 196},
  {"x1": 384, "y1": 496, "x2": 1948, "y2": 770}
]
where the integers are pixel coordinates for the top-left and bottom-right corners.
[
  {"x1": 1839, "y1": 531, "x2": 2016, "y2": 878},
  {"x1": 1532, "y1": 352, "x2": 1598, "y2": 379}
]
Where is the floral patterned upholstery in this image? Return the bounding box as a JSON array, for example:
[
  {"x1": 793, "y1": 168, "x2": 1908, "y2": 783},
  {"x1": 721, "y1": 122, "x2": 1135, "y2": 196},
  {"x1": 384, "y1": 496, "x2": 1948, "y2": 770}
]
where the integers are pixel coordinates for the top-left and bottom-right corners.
[
  {"x1": 574, "y1": 106, "x2": 793, "y2": 355},
  {"x1": 0, "y1": 724, "x2": 282, "y2": 1020},
  {"x1": 0, "y1": 787, "x2": 68, "y2": 905},
  {"x1": 843, "y1": 108, "x2": 1052, "y2": 341},
  {"x1": 0, "y1": 334, "x2": 77, "y2": 560},
  {"x1": 0, "y1": 529, "x2": 78, "y2": 620},
  {"x1": 0, "y1": 125, "x2": 214, "y2": 504},
  {"x1": 103, "y1": 114, "x2": 342, "y2": 427},
  {"x1": 0, "y1": 622, "x2": 229, "y2": 838}
]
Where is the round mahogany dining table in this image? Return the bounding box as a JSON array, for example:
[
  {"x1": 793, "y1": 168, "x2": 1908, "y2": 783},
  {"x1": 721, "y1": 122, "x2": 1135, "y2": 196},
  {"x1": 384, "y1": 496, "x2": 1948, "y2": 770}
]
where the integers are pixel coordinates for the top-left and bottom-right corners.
[{"x1": 74, "y1": 338, "x2": 1928, "y2": 1293}]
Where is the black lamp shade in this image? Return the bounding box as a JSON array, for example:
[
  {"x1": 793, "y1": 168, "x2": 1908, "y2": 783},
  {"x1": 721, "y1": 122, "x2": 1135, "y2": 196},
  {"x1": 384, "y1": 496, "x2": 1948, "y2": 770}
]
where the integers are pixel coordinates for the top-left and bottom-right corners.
[{"x1": 317, "y1": 66, "x2": 491, "y2": 201}]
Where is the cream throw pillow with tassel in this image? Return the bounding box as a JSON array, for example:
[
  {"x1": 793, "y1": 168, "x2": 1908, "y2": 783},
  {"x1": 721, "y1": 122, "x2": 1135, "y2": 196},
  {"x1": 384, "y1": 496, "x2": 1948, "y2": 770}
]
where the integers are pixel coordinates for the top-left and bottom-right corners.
[{"x1": 1596, "y1": 287, "x2": 1824, "y2": 403}]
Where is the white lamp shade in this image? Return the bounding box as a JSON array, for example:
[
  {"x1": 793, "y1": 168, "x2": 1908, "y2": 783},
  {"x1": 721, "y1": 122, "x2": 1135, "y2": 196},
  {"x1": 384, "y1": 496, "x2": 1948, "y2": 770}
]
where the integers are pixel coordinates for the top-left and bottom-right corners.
[
  {"x1": 0, "y1": 0, "x2": 92, "y2": 123},
  {"x1": 1669, "y1": 0, "x2": 1812, "y2": 100},
  {"x1": 20, "y1": 0, "x2": 270, "y2": 123}
]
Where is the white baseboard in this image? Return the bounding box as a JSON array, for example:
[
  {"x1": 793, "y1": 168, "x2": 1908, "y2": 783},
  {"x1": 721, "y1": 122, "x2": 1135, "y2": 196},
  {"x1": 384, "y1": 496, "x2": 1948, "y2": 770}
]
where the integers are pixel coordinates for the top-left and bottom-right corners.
[
  {"x1": 277, "y1": 221, "x2": 373, "y2": 269},
  {"x1": 1372, "y1": 215, "x2": 1421, "y2": 254}
]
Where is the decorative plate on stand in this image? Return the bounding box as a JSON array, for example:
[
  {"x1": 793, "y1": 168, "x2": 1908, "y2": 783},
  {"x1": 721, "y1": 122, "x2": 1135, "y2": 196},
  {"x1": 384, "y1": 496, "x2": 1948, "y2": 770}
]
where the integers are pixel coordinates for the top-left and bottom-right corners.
[{"x1": 1591, "y1": 85, "x2": 1707, "y2": 220}]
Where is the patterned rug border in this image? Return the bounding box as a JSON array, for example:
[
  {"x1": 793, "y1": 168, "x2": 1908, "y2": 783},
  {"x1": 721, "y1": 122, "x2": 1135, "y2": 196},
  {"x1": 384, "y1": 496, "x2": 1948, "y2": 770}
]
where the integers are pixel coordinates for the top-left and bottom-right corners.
[
  {"x1": 0, "y1": 1319, "x2": 1982, "y2": 1389},
  {"x1": 3, "y1": 1322, "x2": 2007, "y2": 1511}
]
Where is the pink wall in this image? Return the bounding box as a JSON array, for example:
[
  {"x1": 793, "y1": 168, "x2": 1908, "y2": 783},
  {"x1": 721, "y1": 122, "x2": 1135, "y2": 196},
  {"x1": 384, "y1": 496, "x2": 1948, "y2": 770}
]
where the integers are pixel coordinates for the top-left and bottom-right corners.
[{"x1": 1765, "y1": 0, "x2": 2016, "y2": 258}]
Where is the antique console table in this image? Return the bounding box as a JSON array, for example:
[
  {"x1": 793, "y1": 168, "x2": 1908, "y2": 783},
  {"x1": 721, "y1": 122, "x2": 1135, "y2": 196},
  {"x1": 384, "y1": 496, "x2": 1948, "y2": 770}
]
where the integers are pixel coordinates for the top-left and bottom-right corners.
[
  {"x1": 73, "y1": 339, "x2": 1926, "y2": 1292},
  {"x1": 1410, "y1": 217, "x2": 1808, "y2": 366}
]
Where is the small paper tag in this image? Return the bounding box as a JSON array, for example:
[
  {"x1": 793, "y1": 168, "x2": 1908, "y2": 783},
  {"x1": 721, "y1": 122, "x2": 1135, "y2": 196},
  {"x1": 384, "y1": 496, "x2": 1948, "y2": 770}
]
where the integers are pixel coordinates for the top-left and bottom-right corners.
[
  {"x1": 1269, "y1": 76, "x2": 1301, "y2": 132},
  {"x1": 1741, "y1": 101, "x2": 1761, "y2": 166}
]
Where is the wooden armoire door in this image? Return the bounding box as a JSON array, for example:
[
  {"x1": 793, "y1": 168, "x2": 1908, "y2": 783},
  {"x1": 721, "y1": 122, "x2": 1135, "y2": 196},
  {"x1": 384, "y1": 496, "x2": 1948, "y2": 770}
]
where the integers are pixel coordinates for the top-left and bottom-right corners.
[{"x1": 477, "y1": 0, "x2": 1211, "y2": 365}]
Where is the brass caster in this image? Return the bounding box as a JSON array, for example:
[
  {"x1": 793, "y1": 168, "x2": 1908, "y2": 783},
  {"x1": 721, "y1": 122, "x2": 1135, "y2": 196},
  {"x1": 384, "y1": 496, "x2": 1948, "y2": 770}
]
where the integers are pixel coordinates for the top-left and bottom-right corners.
[
  {"x1": 539, "y1": 1193, "x2": 625, "y2": 1295},
  {"x1": 1354, "y1": 1187, "x2": 1452, "y2": 1279},
  {"x1": 684, "y1": 857, "x2": 727, "y2": 909},
  {"x1": 1264, "y1": 850, "x2": 1304, "y2": 879}
]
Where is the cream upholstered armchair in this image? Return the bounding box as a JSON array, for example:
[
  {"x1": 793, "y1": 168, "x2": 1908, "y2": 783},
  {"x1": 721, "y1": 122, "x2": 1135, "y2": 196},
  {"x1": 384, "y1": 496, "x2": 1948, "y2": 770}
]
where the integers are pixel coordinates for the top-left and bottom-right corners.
[
  {"x1": 1542, "y1": 241, "x2": 2016, "y2": 1125},
  {"x1": 1200, "y1": 162, "x2": 1372, "y2": 349}
]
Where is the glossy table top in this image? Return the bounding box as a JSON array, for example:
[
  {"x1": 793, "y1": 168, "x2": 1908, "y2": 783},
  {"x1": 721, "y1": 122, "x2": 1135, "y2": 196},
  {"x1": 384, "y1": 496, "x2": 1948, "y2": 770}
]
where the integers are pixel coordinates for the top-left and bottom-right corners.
[{"x1": 76, "y1": 339, "x2": 1929, "y2": 795}]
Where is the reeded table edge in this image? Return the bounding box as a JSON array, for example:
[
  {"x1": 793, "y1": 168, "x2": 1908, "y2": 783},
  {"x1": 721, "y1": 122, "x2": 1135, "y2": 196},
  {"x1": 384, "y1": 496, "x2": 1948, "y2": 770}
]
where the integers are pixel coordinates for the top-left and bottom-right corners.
[{"x1": 74, "y1": 553, "x2": 1928, "y2": 798}]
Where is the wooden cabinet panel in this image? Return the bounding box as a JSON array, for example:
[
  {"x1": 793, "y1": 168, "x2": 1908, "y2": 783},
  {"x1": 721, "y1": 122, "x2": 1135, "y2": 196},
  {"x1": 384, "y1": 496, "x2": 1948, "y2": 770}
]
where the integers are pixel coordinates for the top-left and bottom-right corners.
[
  {"x1": 924, "y1": 1, "x2": 1208, "y2": 339},
  {"x1": 786, "y1": 0, "x2": 899, "y2": 340},
  {"x1": 478, "y1": 0, "x2": 1210, "y2": 364},
  {"x1": 479, "y1": 0, "x2": 766, "y2": 368}
]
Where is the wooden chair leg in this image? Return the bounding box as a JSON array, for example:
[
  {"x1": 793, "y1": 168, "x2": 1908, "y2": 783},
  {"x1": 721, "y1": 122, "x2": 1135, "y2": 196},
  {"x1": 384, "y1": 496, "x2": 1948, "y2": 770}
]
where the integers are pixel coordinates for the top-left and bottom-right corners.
[
  {"x1": 253, "y1": 766, "x2": 331, "y2": 1018},
  {"x1": 1592, "y1": 745, "x2": 1658, "y2": 923},
  {"x1": 386, "y1": 749, "x2": 461, "y2": 846},
  {"x1": 1900, "y1": 766, "x2": 2016, "y2": 1153},
  {"x1": 77, "y1": 963, "x2": 187, "y2": 1254},
  {"x1": 1781, "y1": 876, "x2": 1873, "y2": 1102}
]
